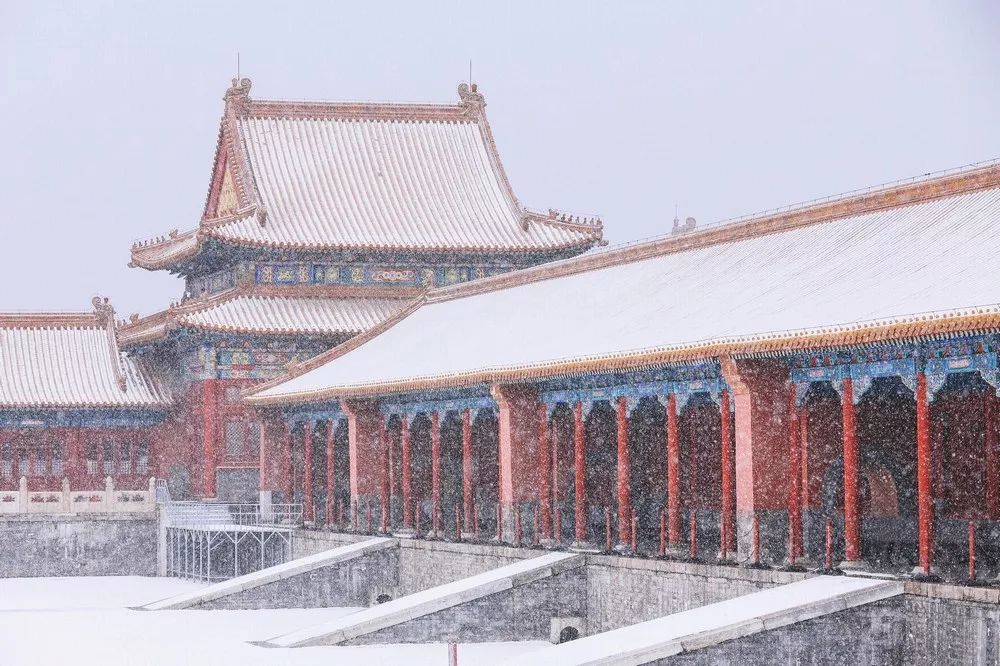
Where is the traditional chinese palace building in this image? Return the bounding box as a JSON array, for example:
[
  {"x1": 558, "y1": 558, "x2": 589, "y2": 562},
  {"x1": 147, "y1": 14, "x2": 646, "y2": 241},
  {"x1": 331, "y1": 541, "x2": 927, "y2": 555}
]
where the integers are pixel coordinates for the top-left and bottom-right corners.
[
  {"x1": 0, "y1": 79, "x2": 603, "y2": 503},
  {"x1": 3, "y1": 77, "x2": 1000, "y2": 576}
]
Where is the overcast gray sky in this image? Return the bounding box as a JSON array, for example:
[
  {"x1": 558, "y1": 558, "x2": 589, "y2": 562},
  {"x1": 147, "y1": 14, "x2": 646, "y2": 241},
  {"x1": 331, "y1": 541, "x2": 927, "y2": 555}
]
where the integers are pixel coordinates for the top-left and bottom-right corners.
[{"x1": 2, "y1": 1, "x2": 999, "y2": 317}]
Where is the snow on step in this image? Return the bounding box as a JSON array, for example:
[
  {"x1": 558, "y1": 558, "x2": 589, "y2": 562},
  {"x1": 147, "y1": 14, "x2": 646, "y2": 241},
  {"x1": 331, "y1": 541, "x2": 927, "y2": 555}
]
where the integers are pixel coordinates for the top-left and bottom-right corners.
[
  {"x1": 142, "y1": 538, "x2": 395, "y2": 610},
  {"x1": 265, "y1": 551, "x2": 584, "y2": 648},
  {"x1": 507, "y1": 575, "x2": 903, "y2": 666}
]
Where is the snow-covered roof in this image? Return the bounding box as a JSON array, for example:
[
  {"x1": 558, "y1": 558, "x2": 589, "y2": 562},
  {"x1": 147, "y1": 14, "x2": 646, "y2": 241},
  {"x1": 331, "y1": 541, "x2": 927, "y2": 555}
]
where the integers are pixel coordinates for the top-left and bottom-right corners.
[
  {"x1": 182, "y1": 294, "x2": 404, "y2": 336},
  {"x1": 118, "y1": 286, "x2": 411, "y2": 346},
  {"x1": 247, "y1": 162, "x2": 1000, "y2": 405},
  {"x1": 130, "y1": 79, "x2": 602, "y2": 270},
  {"x1": 0, "y1": 303, "x2": 171, "y2": 409}
]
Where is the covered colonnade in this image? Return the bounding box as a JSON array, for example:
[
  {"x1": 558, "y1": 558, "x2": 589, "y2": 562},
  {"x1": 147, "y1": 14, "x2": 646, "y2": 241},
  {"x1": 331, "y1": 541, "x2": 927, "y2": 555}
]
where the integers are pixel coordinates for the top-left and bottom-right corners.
[{"x1": 246, "y1": 162, "x2": 1000, "y2": 580}]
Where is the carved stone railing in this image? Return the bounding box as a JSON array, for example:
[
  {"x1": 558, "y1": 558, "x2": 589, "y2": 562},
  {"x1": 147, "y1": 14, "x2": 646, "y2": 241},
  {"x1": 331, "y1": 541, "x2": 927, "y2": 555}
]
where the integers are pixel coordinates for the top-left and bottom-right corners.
[{"x1": 0, "y1": 476, "x2": 156, "y2": 515}]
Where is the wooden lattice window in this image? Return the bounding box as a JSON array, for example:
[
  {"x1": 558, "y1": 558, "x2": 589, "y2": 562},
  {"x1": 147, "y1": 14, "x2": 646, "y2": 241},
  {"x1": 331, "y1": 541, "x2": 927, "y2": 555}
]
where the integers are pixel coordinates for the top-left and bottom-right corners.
[{"x1": 225, "y1": 420, "x2": 245, "y2": 457}]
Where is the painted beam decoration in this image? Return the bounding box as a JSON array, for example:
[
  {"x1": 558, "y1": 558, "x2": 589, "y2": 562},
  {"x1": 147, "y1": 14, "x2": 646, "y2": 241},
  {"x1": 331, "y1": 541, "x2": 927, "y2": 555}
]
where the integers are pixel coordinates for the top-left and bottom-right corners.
[
  {"x1": 179, "y1": 335, "x2": 330, "y2": 382},
  {"x1": 538, "y1": 363, "x2": 726, "y2": 413},
  {"x1": 788, "y1": 333, "x2": 1000, "y2": 403},
  {"x1": 0, "y1": 409, "x2": 167, "y2": 428},
  {"x1": 256, "y1": 261, "x2": 512, "y2": 289}
]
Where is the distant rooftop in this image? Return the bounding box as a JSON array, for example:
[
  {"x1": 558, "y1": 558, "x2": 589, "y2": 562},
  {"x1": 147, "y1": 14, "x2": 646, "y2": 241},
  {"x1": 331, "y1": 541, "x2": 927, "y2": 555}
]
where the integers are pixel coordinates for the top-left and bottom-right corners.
[{"x1": 130, "y1": 79, "x2": 603, "y2": 271}]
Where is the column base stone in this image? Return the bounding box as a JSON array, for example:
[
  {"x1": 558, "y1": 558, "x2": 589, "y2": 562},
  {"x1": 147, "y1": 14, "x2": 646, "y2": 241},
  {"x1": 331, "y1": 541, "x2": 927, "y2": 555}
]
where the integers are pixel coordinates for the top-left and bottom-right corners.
[
  {"x1": 570, "y1": 541, "x2": 601, "y2": 553},
  {"x1": 839, "y1": 559, "x2": 871, "y2": 572}
]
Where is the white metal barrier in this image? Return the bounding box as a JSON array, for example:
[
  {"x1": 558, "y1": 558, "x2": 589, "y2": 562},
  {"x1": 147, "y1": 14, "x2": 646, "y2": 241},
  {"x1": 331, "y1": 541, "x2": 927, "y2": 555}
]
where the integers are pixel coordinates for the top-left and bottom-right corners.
[{"x1": 158, "y1": 500, "x2": 303, "y2": 582}]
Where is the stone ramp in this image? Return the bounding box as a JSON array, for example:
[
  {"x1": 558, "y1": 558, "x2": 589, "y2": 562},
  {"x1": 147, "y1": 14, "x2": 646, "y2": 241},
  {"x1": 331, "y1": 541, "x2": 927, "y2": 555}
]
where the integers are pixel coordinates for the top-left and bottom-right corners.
[
  {"x1": 264, "y1": 550, "x2": 585, "y2": 647},
  {"x1": 142, "y1": 537, "x2": 397, "y2": 610},
  {"x1": 506, "y1": 575, "x2": 903, "y2": 666}
]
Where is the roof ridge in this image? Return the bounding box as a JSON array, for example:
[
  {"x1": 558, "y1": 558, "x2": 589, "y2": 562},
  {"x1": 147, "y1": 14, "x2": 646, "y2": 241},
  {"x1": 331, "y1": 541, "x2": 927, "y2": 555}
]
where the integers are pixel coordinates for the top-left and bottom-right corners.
[
  {"x1": 236, "y1": 80, "x2": 484, "y2": 123},
  {"x1": 91, "y1": 297, "x2": 128, "y2": 392},
  {"x1": 426, "y1": 160, "x2": 1000, "y2": 305},
  {"x1": 0, "y1": 311, "x2": 98, "y2": 328}
]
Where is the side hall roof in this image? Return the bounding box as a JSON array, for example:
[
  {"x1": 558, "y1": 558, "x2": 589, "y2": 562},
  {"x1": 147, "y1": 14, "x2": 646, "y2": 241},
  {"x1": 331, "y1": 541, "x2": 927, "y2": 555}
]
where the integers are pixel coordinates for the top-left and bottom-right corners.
[
  {"x1": 246, "y1": 160, "x2": 1000, "y2": 405},
  {"x1": 117, "y1": 285, "x2": 413, "y2": 347},
  {"x1": 130, "y1": 79, "x2": 603, "y2": 271},
  {"x1": 0, "y1": 299, "x2": 172, "y2": 409}
]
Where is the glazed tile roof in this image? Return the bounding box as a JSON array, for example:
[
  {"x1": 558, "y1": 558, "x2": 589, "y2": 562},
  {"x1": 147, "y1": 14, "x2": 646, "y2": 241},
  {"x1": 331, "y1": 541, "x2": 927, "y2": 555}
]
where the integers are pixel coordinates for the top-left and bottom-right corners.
[
  {"x1": 181, "y1": 294, "x2": 404, "y2": 336},
  {"x1": 246, "y1": 163, "x2": 1000, "y2": 404},
  {"x1": 130, "y1": 80, "x2": 602, "y2": 270},
  {"x1": 117, "y1": 286, "x2": 410, "y2": 346},
  {"x1": 0, "y1": 307, "x2": 171, "y2": 409}
]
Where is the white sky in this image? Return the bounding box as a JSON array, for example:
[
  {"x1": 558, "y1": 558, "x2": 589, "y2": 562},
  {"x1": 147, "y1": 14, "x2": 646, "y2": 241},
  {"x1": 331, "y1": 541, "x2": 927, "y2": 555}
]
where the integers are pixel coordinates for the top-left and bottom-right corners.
[{"x1": 1, "y1": 1, "x2": 999, "y2": 318}]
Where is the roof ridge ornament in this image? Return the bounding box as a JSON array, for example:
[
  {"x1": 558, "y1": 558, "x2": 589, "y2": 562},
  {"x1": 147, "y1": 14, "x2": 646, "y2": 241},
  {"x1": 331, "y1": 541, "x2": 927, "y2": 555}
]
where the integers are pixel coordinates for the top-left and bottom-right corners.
[
  {"x1": 457, "y1": 82, "x2": 485, "y2": 115},
  {"x1": 224, "y1": 77, "x2": 253, "y2": 115},
  {"x1": 92, "y1": 296, "x2": 128, "y2": 392},
  {"x1": 91, "y1": 296, "x2": 114, "y2": 327}
]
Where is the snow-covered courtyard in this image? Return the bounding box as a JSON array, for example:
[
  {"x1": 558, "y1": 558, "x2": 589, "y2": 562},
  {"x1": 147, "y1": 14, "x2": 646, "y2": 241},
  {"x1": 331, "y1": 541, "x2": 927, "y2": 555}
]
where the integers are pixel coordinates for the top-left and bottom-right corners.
[{"x1": 0, "y1": 576, "x2": 547, "y2": 665}]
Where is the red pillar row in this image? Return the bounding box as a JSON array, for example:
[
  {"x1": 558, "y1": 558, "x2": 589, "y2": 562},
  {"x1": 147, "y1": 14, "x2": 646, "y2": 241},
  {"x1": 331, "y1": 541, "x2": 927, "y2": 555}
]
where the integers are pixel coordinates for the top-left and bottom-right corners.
[{"x1": 616, "y1": 396, "x2": 632, "y2": 548}]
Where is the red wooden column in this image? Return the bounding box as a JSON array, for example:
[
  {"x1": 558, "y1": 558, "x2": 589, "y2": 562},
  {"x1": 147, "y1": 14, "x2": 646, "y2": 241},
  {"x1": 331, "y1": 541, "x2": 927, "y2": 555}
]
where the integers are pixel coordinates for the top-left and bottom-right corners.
[
  {"x1": 66, "y1": 428, "x2": 81, "y2": 486},
  {"x1": 45, "y1": 445, "x2": 54, "y2": 485},
  {"x1": 281, "y1": 423, "x2": 293, "y2": 503},
  {"x1": 303, "y1": 421, "x2": 314, "y2": 523},
  {"x1": 985, "y1": 392, "x2": 999, "y2": 519},
  {"x1": 325, "y1": 419, "x2": 335, "y2": 526},
  {"x1": 842, "y1": 377, "x2": 862, "y2": 564},
  {"x1": 719, "y1": 389, "x2": 735, "y2": 556},
  {"x1": 799, "y1": 409, "x2": 810, "y2": 507},
  {"x1": 202, "y1": 378, "x2": 218, "y2": 498},
  {"x1": 401, "y1": 415, "x2": 413, "y2": 530},
  {"x1": 258, "y1": 420, "x2": 270, "y2": 497},
  {"x1": 431, "y1": 411, "x2": 442, "y2": 534},
  {"x1": 616, "y1": 396, "x2": 633, "y2": 548},
  {"x1": 573, "y1": 400, "x2": 587, "y2": 544},
  {"x1": 666, "y1": 392, "x2": 681, "y2": 549},
  {"x1": 379, "y1": 415, "x2": 390, "y2": 531},
  {"x1": 916, "y1": 371, "x2": 934, "y2": 574},
  {"x1": 343, "y1": 400, "x2": 385, "y2": 529},
  {"x1": 786, "y1": 383, "x2": 803, "y2": 561},
  {"x1": 551, "y1": 413, "x2": 561, "y2": 517},
  {"x1": 493, "y1": 384, "x2": 542, "y2": 543},
  {"x1": 537, "y1": 403, "x2": 553, "y2": 540},
  {"x1": 462, "y1": 409, "x2": 474, "y2": 534},
  {"x1": 96, "y1": 440, "x2": 105, "y2": 480}
]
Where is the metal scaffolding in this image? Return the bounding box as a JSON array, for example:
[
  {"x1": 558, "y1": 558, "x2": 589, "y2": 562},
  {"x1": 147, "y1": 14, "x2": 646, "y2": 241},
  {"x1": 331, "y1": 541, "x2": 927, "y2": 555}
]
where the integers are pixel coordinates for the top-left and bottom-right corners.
[{"x1": 160, "y1": 499, "x2": 303, "y2": 582}]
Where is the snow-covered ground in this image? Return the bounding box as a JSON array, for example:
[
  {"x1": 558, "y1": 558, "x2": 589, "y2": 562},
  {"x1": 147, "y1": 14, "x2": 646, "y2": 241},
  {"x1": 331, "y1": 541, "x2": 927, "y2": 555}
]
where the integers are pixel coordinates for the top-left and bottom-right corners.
[{"x1": 0, "y1": 576, "x2": 548, "y2": 665}]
